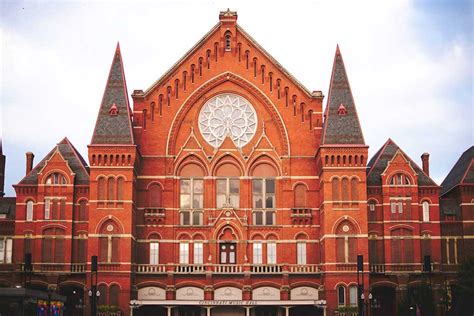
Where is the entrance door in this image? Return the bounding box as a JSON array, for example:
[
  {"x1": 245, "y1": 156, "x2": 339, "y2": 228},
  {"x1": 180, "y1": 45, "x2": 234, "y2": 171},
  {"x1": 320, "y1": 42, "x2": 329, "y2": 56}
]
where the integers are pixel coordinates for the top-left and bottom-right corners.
[{"x1": 220, "y1": 243, "x2": 236, "y2": 264}]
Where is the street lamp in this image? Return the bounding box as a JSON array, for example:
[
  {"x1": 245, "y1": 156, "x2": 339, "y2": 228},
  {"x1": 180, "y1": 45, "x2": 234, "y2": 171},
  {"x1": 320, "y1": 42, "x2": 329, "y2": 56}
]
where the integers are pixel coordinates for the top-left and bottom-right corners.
[{"x1": 130, "y1": 300, "x2": 140, "y2": 316}]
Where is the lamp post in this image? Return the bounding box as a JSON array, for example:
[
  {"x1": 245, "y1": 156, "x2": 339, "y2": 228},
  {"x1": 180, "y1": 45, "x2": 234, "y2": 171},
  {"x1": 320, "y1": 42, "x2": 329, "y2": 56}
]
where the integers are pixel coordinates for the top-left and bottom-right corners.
[
  {"x1": 88, "y1": 289, "x2": 101, "y2": 316},
  {"x1": 130, "y1": 300, "x2": 140, "y2": 316}
]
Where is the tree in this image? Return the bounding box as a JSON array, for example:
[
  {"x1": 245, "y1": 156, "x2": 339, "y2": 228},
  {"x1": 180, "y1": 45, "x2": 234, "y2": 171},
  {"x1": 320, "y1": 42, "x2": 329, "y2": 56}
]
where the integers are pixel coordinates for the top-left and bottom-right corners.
[{"x1": 450, "y1": 256, "x2": 474, "y2": 315}]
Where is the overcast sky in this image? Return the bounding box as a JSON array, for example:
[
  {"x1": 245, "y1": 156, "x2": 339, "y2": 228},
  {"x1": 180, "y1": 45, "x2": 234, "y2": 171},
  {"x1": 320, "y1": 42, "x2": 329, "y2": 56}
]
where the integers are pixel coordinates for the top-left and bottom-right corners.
[{"x1": 1, "y1": 0, "x2": 472, "y2": 196}]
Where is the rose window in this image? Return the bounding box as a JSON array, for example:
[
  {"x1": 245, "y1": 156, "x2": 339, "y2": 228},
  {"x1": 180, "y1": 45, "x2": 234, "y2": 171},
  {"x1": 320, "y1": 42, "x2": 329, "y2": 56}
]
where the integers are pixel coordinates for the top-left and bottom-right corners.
[{"x1": 199, "y1": 93, "x2": 257, "y2": 148}]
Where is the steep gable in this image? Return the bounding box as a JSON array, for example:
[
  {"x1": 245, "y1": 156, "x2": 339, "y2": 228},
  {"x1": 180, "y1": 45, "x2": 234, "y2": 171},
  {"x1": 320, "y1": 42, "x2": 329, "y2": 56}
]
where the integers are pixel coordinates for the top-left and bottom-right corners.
[
  {"x1": 367, "y1": 139, "x2": 437, "y2": 186},
  {"x1": 19, "y1": 138, "x2": 89, "y2": 185},
  {"x1": 91, "y1": 43, "x2": 134, "y2": 145},
  {"x1": 441, "y1": 146, "x2": 474, "y2": 196},
  {"x1": 321, "y1": 46, "x2": 365, "y2": 145}
]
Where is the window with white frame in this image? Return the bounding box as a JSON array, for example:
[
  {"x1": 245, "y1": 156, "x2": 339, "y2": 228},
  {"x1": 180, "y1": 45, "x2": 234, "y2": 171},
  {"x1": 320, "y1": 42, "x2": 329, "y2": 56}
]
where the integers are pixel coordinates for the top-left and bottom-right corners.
[
  {"x1": 337, "y1": 286, "x2": 345, "y2": 306},
  {"x1": 267, "y1": 242, "x2": 277, "y2": 264},
  {"x1": 0, "y1": 238, "x2": 13, "y2": 264},
  {"x1": 253, "y1": 179, "x2": 275, "y2": 209},
  {"x1": 44, "y1": 198, "x2": 51, "y2": 219},
  {"x1": 253, "y1": 242, "x2": 263, "y2": 264},
  {"x1": 216, "y1": 178, "x2": 240, "y2": 208},
  {"x1": 349, "y1": 285, "x2": 358, "y2": 306},
  {"x1": 297, "y1": 242, "x2": 307, "y2": 265},
  {"x1": 422, "y1": 201, "x2": 430, "y2": 222},
  {"x1": 180, "y1": 179, "x2": 203, "y2": 225},
  {"x1": 26, "y1": 200, "x2": 34, "y2": 221},
  {"x1": 253, "y1": 210, "x2": 275, "y2": 226},
  {"x1": 179, "y1": 243, "x2": 189, "y2": 264},
  {"x1": 149, "y1": 242, "x2": 159, "y2": 265},
  {"x1": 389, "y1": 173, "x2": 411, "y2": 186},
  {"x1": 390, "y1": 201, "x2": 403, "y2": 214},
  {"x1": 45, "y1": 172, "x2": 67, "y2": 185},
  {"x1": 194, "y1": 242, "x2": 203, "y2": 264}
]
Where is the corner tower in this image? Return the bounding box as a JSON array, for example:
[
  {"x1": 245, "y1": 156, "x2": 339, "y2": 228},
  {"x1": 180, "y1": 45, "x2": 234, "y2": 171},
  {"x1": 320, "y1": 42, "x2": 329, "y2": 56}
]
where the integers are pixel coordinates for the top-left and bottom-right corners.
[
  {"x1": 317, "y1": 46, "x2": 369, "y2": 313},
  {"x1": 88, "y1": 43, "x2": 138, "y2": 314}
]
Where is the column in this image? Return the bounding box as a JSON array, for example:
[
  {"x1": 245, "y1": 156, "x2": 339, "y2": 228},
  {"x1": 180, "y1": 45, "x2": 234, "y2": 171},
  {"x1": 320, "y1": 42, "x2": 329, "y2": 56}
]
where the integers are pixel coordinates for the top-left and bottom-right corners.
[
  {"x1": 244, "y1": 306, "x2": 252, "y2": 316},
  {"x1": 166, "y1": 306, "x2": 174, "y2": 316},
  {"x1": 205, "y1": 306, "x2": 213, "y2": 316},
  {"x1": 283, "y1": 306, "x2": 290, "y2": 316}
]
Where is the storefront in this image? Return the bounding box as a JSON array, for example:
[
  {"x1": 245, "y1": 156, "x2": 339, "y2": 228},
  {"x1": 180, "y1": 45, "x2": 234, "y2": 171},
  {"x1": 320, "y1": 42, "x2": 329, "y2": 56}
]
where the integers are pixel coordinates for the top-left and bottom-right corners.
[{"x1": 0, "y1": 287, "x2": 65, "y2": 316}]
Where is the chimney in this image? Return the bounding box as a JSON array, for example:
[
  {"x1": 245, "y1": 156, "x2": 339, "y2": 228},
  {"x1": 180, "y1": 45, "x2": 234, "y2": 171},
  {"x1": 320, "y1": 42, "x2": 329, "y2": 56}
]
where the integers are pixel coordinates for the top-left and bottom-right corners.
[
  {"x1": 26, "y1": 152, "x2": 34, "y2": 175},
  {"x1": 421, "y1": 152, "x2": 430, "y2": 176}
]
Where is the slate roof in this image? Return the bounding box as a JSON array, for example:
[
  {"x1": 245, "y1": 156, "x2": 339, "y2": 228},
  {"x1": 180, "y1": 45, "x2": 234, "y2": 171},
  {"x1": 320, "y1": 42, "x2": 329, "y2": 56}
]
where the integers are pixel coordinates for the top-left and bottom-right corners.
[
  {"x1": 367, "y1": 139, "x2": 437, "y2": 186},
  {"x1": 0, "y1": 197, "x2": 16, "y2": 218},
  {"x1": 321, "y1": 46, "x2": 365, "y2": 145},
  {"x1": 91, "y1": 43, "x2": 134, "y2": 145},
  {"x1": 18, "y1": 138, "x2": 89, "y2": 185},
  {"x1": 440, "y1": 146, "x2": 474, "y2": 196}
]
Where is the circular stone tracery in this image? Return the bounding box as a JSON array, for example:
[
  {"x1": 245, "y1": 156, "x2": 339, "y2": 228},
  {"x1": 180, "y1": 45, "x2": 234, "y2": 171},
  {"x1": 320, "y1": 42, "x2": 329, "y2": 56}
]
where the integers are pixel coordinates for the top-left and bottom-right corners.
[{"x1": 198, "y1": 93, "x2": 257, "y2": 148}]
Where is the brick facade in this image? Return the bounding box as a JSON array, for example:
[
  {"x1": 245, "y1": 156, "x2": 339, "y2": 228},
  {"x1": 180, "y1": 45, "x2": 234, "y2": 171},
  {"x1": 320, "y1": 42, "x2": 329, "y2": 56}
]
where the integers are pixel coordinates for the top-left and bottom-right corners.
[{"x1": 1, "y1": 10, "x2": 473, "y2": 316}]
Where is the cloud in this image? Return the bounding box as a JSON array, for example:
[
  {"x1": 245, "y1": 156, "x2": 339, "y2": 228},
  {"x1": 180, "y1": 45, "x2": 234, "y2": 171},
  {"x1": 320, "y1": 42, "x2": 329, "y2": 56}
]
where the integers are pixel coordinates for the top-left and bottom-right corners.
[{"x1": 1, "y1": 0, "x2": 472, "y2": 194}]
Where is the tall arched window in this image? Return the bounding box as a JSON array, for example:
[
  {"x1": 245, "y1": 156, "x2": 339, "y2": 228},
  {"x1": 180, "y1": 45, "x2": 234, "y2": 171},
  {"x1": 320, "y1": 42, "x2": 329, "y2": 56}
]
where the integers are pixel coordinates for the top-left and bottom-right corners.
[
  {"x1": 76, "y1": 200, "x2": 87, "y2": 221},
  {"x1": 107, "y1": 177, "x2": 115, "y2": 201},
  {"x1": 97, "y1": 284, "x2": 107, "y2": 305},
  {"x1": 116, "y1": 177, "x2": 124, "y2": 200},
  {"x1": 337, "y1": 285, "x2": 345, "y2": 306},
  {"x1": 149, "y1": 184, "x2": 162, "y2": 207},
  {"x1": 99, "y1": 220, "x2": 121, "y2": 263},
  {"x1": 98, "y1": 177, "x2": 106, "y2": 200},
  {"x1": 179, "y1": 163, "x2": 204, "y2": 226},
  {"x1": 26, "y1": 200, "x2": 34, "y2": 221},
  {"x1": 422, "y1": 201, "x2": 430, "y2": 222},
  {"x1": 349, "y1": 285, "x2": 358, "y2": 306},
  {"x1": 332, "y1": 178, "x2": 340, "y2": 202},
  {"x1": 336, "y1": 220, "x2": 357, "y2": 263},
  {"x1": 109, "y1": 284, "x2": 120, "y2": 307},
  {"x1": 216, "y1": 162, "x2": 241, "y2": 209},
  {"x1": 341, "y1": 178, "x2": 349, "y2": 201},
  {"x1": 421, "y1": 233, "x2": 432, "y2": 258},
  {"x1": 251, "y1": 162, "x2": 277, "y2": 226},
  {"x1": 391, "y1": 228, "x2": 413, "y2": 264},
  {"x1": 225, "y1": 32, "x2": 231, "y2": 51},
  {"x1": 42, "y1": 228, "x2": 65, "y2": 263},
  {"x1": 350, "y1": 178, "x2": 358, "y2": 201},
  {"x1": 294, "y1": 184, "x2": 307, "y2": 208}
]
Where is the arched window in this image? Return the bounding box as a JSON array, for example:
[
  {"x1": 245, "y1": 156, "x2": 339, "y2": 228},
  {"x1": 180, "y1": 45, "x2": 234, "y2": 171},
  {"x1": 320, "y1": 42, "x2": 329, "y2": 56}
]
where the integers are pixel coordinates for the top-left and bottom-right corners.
[
  {"x1": 251, "y1": 162, "x2": 277, "y2": 226},
  {"x1": 150, "y1": 102, "x2": 155, "y2": 121},
  {"x1": 294, "y1": 184, "x2": 307, "y2": 208},
  {"x1": 368, "y1": 200, "x2": 376, "y2": 221},
  {"x1": 332, "y1": 178, "x2": 340, "y2": 202},
  {"x1": 337, "y1": 285, "x2": 345, "y2": 306},
  {"x1": 349, "y1": 285, "x2": 358, "y2": 306},
  {"x1": 98, "y1": 177, "x2": 106, "y2": 200},
  {"x1": 26, "y1": 200, "x2": 34, "y2": 221},
  {"x1": 42, "y1": 228, "x2": 65, "y2": 263},
  {"x1": 391, "y1": 228, "x2": 413, "y2": 264},
  {"x1": 149, "y1": 184, "x2": 162, "y2": 208},
  {"x1": 225, "y1": 32, "x2": 231, "y2": 51},
  {"x1": 109, "y1": 284, "x2": 120, "y2": 307},
  {"x1": 116, "y1": 177, "x2": 124, "y2": 201},
  {"x1": 97, "y1": 284, "x2": 107, "y2": 305},
  {"x1": 341, "y1": 178, "x2": 349, "y2": 201},
  {"x1": 215, "y1": 162, "x2": 241, "y2": 209},
  {"x1": 389, "y1": 173, "x2": 411, "y2": 185},
  {"x1": 421, "y1": 233, "x2": 432, "y2": 258},
  {"x1": 422, "y1": 201, "x2": 430, "y2": 222},
  {"x1": 107, "y1": 177, "x2": 115, "y2": 201},
  {"x1": 336, "y1": 221, "x2": 357, "y2": 263},
  {"x1": 142, "y1": 109, "x2": 147, "y2": 130},
  {"x1": 99, "y1": 221, "x2": 121, "y2": 263},
  {"x1": 45, "y1": 173, "x2": 67, "y2": 185},
  {"x1": 351, "y1": 178, "x2": 358, "y2": 201},
  {"x1": 179, "y1": 163, "x2": 204, "y2": 225}
]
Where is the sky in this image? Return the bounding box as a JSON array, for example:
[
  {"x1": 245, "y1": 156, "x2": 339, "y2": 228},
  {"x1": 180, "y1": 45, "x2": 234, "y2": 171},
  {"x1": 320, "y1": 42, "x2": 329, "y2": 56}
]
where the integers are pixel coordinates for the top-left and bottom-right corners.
[{"x1": 1, "y1": 0, "x2": 472, "y2": 196}]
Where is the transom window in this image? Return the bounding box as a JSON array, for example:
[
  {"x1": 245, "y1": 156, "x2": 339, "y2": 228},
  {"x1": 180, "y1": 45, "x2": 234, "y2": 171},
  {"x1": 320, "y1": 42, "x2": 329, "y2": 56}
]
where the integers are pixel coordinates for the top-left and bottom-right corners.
[
  {"x1": 45, "y1": 173, "x2": 67, "y2": 185},
  {"x1": 180, "y1": 179, "x2": 203, "y2": 209},
  {"x1": 217, "y1": 178, "x2": 240, "y2": 208},
  {"x1": 252, "y1": 179, "x2": 275, "y2": 209},
  {"x1": 389, "y1": 173, "x2": 411, "y2": 185}
]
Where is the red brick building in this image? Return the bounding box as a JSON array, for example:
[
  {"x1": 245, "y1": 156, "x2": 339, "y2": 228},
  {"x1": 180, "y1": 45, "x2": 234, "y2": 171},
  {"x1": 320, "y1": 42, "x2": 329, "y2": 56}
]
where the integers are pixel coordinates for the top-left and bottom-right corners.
[{"x1": 1, "y1": 10, "x2": 473, "y2": 316}]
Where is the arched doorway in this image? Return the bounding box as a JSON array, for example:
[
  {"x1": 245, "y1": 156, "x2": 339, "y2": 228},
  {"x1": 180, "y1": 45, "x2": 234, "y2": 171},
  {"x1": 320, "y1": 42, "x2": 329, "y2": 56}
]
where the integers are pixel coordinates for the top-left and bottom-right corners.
[
  {"x1": 371, "y1": 286, "x2": 396, "y2": 316},
  {"x1": 60, "y1": 285, "x2": 84, "y2": 316}
]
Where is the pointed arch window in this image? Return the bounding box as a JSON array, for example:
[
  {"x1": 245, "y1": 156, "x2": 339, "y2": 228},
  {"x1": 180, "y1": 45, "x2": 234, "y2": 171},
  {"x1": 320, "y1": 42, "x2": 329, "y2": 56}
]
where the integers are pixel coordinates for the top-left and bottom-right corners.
[
  {"x1": 341, "y1": 178, "x2": 349, "y2": 201},
  {"x1": 225, "y1": 32, "x2": 232, "y2": 51},
  {"x1": 116, "y1": 177, "x2": 124, "y2": 201},
  {"x1": 422, "y1": 201, "x2": 430, "y2": 222},
  {"x1": 98, "y1": 177, "x2": 106, "y2": 200},
  {"x1": 337, "y1": 286, "x2": 345, "y2": 306},
  {"x1": 332, "y1": 178, "x2": 340, "y2": 203},
  {"x1": 26, "y1": 200, "x2": 34, "y2": 221},
  {"x1": 107, "y1": 178, "x2": 115, "y2": 201}
]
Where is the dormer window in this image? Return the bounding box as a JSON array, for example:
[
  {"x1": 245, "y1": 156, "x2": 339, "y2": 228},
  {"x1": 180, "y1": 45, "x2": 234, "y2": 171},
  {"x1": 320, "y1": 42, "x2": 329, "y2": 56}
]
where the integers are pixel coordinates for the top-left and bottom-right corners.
[
  {"x1": 45, "y1": 173, "x2": 67, "y2": 185},
  {"x1": 337, "y1": 104, "x2": 347, "y2": 116},
  {"x1": 389, "y1": 173, "x2": 411, "y2": 186},
  {"x1": 225, "y1": 32, "x2": 232, "y2": 51},
  {"x1": 109, "y1": 103, "x2": 119, "y2": 116}
]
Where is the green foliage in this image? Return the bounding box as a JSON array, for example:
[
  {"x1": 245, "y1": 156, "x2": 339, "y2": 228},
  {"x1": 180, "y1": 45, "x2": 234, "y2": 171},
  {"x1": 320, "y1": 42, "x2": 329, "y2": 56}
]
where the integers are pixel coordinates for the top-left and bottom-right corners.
[
  {"x1": 397, "y1": 282, "x2": 434, "y2": 316},
  {"x1": 451, "y1": 256, "x2": 474, "y2": 315},
  {"x1": 97, "y1": 305, "x2": 120, "y2": 313},
  {"x1": 336, "y1": 305, "x2": 358, "y2": 313}
]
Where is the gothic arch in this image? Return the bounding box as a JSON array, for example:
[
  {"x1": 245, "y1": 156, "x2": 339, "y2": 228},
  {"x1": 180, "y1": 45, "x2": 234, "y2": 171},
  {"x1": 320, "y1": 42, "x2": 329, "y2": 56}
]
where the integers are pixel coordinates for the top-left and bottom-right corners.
[
  {"x1": 175, "y1": 154, "x2": 209, "y2": 176},
  {"x1": 331, "y1": 216, "x2": 361, "y2": 235},
  {"x1": 95, "y1": 216, "x2": 125, "y2": 235},
  {"x1": 248, "y1": 154, "x2": 281, "y2": 176},
  {"x1": 211, "y1": 154, "x2": 244, "y2": 176},
  {"x1": 213, "y1": 223, "x2": 242, "y2": 241},
  {"x1": 166, "y1": 72, "x2": 290, "y2": 156}
]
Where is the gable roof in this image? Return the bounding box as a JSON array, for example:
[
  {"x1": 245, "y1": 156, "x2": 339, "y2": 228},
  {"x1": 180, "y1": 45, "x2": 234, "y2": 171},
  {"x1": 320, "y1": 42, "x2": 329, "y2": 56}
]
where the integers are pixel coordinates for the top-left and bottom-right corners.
[
  {"x1": 18, "y1": 138, "x2": 89, "y2": 185},
  {"x1": 366, "y1": 138, "x2": 437, "y2": 186},
  {"x1": 91, "y1": 43, "x2": 134, "y2": 145},
  {"x1": 441, "y1": 146, "x2": 474, "y2": 196},
  {"x1": 321, "y1": 45, "x2": 365, "y2": 145},
  {"x1": 141, "y1": 17, "x2": 314, "y2": 98}
]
